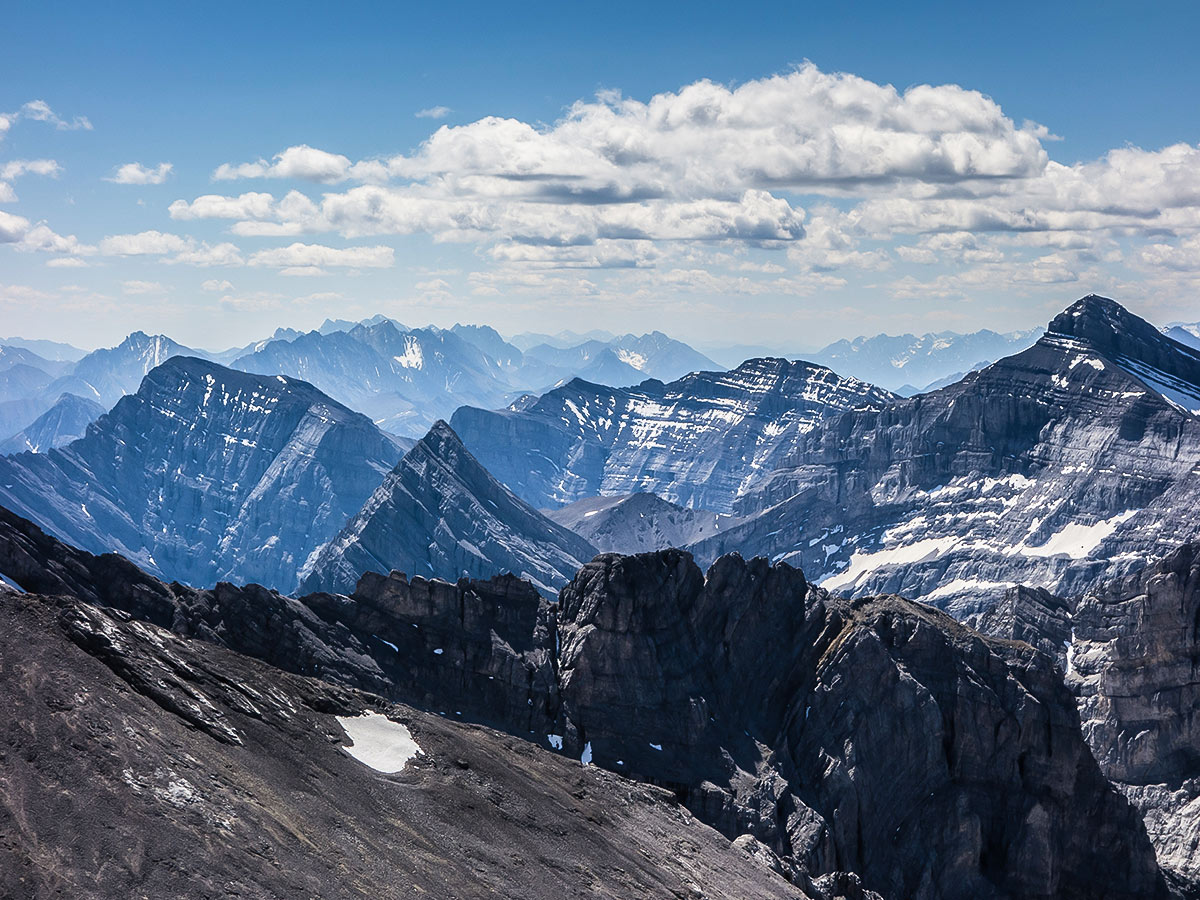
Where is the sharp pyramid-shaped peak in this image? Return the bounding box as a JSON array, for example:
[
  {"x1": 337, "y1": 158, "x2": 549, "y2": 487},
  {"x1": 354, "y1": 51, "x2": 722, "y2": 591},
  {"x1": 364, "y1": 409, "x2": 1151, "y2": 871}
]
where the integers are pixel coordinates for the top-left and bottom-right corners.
[
  {"x1": 299, "y1": 418, "x2": 596, "y2": 596},
  {"x1": 1040, "y1": 295, "x2": 1200, "y2": 408},
  {"x1": 1047, "y1": 295, "x2": 1171, "y2": 352},
  {"x1": 422, "y1": 418, "x2": 459, "y2": 444}
]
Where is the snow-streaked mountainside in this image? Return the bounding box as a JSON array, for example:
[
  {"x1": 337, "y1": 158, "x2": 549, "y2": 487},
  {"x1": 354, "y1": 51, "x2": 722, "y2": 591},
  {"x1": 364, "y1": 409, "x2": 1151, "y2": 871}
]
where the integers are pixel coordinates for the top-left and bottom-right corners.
[
  {"x1": 230, "y1": 320, "x2": 724, "y2": 437},
  {"x1": 300, "y1": 421, "x2": 597, "y2": 596},
  {"x1": 57, "y1": 331, "x2": 200, "y2": 408},
  {"x1": 450, "y1": 357, "x2": 897, "y2": 513},
  {"x1": 686, "y1": 296, "x2": 1200, "y2": 614},
  {"x1": 0, "y1": 393, "x2": 105, "y2": 455},
  {"x1": 545, "y1": 492, "x2": 731, "y2": 555},
  {"x1": 231, "y1": 320, "x2": 517, "y2": 437},
  {"x1": 809, "y1": 327, "x2": 1044, "y2": 394},
  {"x1": 0, "y1": 356, "x2": 404, "y2": 591},
  {"x1": 0, "y1": 332, "x2": 200, "y2": 441}
]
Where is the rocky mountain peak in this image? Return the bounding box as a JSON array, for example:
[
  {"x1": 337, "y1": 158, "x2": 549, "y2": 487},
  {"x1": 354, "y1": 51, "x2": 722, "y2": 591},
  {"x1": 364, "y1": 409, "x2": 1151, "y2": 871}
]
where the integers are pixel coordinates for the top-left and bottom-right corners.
[
  {"x1": 1048, "y1": 294, "x2": 1200, "y2": 368},
  {"x1": 298, "y1": 420, "x2": 597, "y2": 596}
]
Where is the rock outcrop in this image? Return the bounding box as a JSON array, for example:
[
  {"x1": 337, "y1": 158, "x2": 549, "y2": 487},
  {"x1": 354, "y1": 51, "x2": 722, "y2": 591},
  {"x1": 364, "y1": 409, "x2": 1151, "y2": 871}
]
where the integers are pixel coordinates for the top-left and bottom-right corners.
[
  {"x1": 553, "y1": 550, "x2": 1167, "y2": 900},
  {"x1": 1069, "y1": 541, "x2": 1200, "y2": 889},
  {"x1": 299, "y1": 421, "x2": 597, "y2": 596},
  {"x1": 0, "y1": 588, "x2": 819, "y2": 900}
]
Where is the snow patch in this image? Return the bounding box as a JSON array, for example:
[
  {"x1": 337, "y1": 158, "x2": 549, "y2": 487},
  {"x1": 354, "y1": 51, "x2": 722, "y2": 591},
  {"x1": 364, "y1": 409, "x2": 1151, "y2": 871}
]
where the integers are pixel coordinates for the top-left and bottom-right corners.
[
  {"x1": 336, "y1": 713, "x2": 422, "y2": 773},
  {"x1": 580, "y1": 741, "x2": 593, "y2": 765},
  {"x1": 547, "y1": 734, "x2": 563, "y2": 750},
  {"x1": 1016, "y1": 510, "x2": 1136, "y2": 559},
  {"x1": 821, "y1": 536, "x2": 960, "y2": 591}
]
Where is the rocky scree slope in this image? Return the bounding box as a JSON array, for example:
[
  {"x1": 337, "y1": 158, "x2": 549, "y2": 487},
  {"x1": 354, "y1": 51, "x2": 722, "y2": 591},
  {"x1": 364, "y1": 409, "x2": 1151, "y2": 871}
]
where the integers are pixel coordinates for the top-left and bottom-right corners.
[
  {"x1": 451, "y1": 357, "x2": 896, "y2": 513},
  {"x1": 0, "y1": 356, "x2": 404, "y2": 591},
  {"x1": 0, "y1": 506, "x2": 1169, "y2": 900},
  {"x1": 0, "y1": 589, "x2": 818, "y2": 900},
  {"x1": 299, "y1": 420, "x2": 598, "y2": 597},
  {"x1": 688, "y1": 295, "x2": 1200, "y2": 613}
]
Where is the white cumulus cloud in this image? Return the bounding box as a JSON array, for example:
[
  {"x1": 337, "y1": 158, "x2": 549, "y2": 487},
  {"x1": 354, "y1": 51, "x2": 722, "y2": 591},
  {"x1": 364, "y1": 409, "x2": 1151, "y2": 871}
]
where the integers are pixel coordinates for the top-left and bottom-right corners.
[
  {"x1": 108, "y1": 162, "x2": 173, "y2": 185},
  {"x1": 247, "y1": 242, "x2": 395, "y2": 269}
]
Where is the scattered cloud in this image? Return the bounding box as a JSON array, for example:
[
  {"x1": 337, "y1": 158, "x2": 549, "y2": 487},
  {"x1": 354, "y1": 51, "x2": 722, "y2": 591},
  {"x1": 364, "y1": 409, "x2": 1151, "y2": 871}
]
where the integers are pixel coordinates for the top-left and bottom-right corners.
[
  {"x1": 121, "y1": 279, "x2": 166, "y2": 295},
  {"x1": 107, "y1": 162, "x2": 173, "y2": 185},
  {"x1": 0, "y1": 159, "x2": 61, "y2": 180},
  {"x1": 17, "y1": 100, "x2": 92, "y2": 132},
  {"x1": 415, "y1": 106, "x2": 451, "y2": 119},
  {"x1": 99, "y1": 230, "x2": 191, "y2": 255},
  {"x1": 0, "y1": 100, "x2": 90, "y2": 143},
  {"x1": 247, "y1": 242, "x2": 395, "y2": 269},
  {"x1": 201, "y1": 278, "x2": 233, "y2": 291},
  {"x1": 213, "y1": 145, "x2": 355, "y2": 183}
]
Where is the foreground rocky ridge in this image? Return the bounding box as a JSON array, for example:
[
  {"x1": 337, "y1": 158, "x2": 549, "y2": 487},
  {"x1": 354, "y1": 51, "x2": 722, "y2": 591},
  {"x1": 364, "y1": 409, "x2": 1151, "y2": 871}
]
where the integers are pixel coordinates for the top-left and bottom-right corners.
[
  {"x1": 0, "y1": 505, "x2": 1169, "y2": 899},
  {"x1": 0, "y1": 589, "x2": 819, "y2": 900}
]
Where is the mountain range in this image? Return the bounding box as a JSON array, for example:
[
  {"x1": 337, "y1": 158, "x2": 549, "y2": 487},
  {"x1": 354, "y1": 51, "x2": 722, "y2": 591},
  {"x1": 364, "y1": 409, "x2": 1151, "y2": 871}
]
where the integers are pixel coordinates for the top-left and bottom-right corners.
[
  {"x1": 451, "y1": 357, "x2": 896, "y2": 513},
  {"x1": 468, "y1": 295, "x2": 1200, "y2": 620},
  {"x1": 5, "y1": 292, "x2": 1200, "y2": 896},
  {"x1": 807, "y1": 326, "x2": 1045, "y2": 394}
]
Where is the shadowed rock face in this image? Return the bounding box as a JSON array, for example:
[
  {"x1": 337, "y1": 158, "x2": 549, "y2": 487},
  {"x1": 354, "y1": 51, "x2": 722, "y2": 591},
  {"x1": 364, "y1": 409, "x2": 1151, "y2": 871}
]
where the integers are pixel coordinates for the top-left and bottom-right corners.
[
  {"x1": 299, "y1": 421, "x2": 597, "y2": 597},
  {"x1": 555, "y1": 551, "x2": 1167, "y2": 900},
  {"x1": 970, "y1": 584, "x2": 1073, "y2": 667},
  {"x1": 1070, "y1": 541, "x2": 1200, "y2": 888},
  {"x1": 0, "y1": 505, "x2": 1171, "y2": 899}
]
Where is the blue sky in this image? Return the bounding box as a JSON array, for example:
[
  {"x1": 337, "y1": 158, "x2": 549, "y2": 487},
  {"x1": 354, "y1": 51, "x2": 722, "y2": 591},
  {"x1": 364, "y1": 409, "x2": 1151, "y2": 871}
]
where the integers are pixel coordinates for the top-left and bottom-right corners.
[{"x1": 3, "y1": 0, "x2": 1200, "y2": 351}]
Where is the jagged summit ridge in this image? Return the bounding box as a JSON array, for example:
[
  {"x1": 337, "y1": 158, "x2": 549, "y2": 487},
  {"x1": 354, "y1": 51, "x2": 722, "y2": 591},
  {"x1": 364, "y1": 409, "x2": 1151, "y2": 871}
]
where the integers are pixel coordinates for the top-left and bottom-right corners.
[
  {"x1": 451, "y1": 355, "x2": 896, "y2": 513},
  {"x1": 0, "y1": 509, "x2": 1171, "y2": 900}
]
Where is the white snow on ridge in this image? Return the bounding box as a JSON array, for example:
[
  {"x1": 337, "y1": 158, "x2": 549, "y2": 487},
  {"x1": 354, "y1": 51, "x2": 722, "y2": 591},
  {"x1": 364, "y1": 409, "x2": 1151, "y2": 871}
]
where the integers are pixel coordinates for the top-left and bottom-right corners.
[
  {"x1": 1120, "y1": 357, "x2": 1200, "y2": 415},
  {"x1": 336, "y1": 713, "x2": 422, "y2": 773}
]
